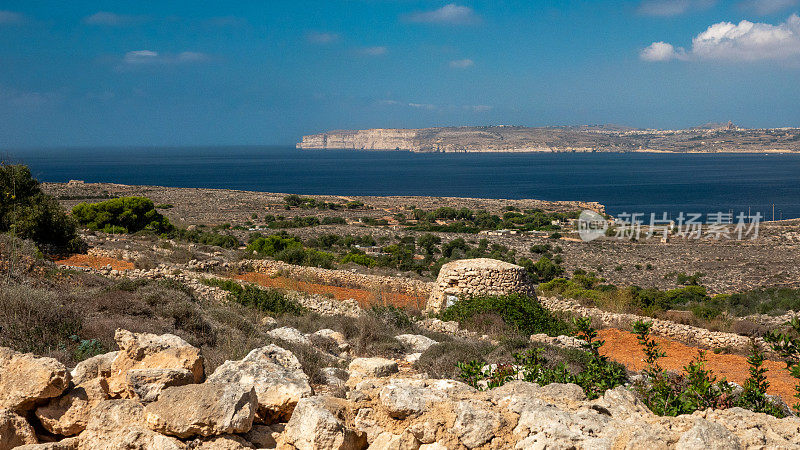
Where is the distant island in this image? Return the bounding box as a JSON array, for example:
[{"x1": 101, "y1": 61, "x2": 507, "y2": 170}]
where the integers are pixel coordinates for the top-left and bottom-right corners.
[{"x1": 297, "y1": 122, "x2": 800, "y2": 153}]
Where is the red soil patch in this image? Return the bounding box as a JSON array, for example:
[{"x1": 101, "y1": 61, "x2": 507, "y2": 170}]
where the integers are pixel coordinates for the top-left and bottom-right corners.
[
  {"x1": 598, "y1": 328, "x2": 797, "y2": 406},
  {"x1": 235, "y1": 272, "x2": 429, "y2": 310},
  {"x1": 55, "y1": 254, "x2": 134, "y2": 271}
]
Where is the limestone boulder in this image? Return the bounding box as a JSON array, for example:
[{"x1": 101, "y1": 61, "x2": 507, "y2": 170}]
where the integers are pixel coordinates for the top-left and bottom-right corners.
[
  {"x1": 394, "y1": 335, "x2": 437, "y2": 353},
  {"x1": 379, "y1": 383, "x2": 425, "y2": 419},
  {"x1": 0, "y1": 408, "x2": 38, "y2": 449},
  {"x1": 207, "y1": 345, "x2": 312, "y2": 423},
  {"x1": 15, "y1": 437, "x2": 79, "y2": 449},
  {"x1": 70, "y1": 352, "x2": 117, "y2": 386},
  {"x1": 85, "y1": 399, "x2": 146, "y2": 433},
  {"x1": 78, "y1": 426, "x2": 185, "y2": 450},
  {"x1": 144, "y1": 383, "x2": 257, "y2": 438},
  {"x1": 266, "y1": 327, "x2": 311, "y2": 346},
  {"x1": 0, "y1": 347, "x2": 71, "y2": 412},
  {"x1": 242, "y1": 423, "x2": 284, "y2": 448},
  {"x1": 676, "y1": 419, "x2": 742, "y2": 450},
  {"x1": 35, "y1": 377, "x2": 109, "y2": 436},
  {"x1": 453, "y1": 400, "x2": 504, "y2": 449},
  {"x1": 193, "y1": 435, "x2": 254, "y2": 450},
  {"x1": 348, "y1": 358, "x2": 398, "y2": 378},
  {"x1": 108, "y1": 329, "x2": 204, "y2": 397},
  {"x1": 283, "y1": 396, "x2": 367, "y2": 450},
  {"x1": 126, "y1": 368, "x2": 195, "y2": 402}
]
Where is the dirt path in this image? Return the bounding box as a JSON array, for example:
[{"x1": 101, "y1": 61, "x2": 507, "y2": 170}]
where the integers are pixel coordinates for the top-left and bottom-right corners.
[
  {"x1": 235, "y1": 272, "x2": 428, "y2": 310},
  {"x1": 598, "y1": 328, "x2": 796, "y2": 406},
  {"x1": 55, "y1": 254, "x2": 134, "y2": 271}
]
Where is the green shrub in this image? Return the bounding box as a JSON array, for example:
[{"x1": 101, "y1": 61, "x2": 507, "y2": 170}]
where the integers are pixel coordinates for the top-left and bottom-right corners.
[
  {"x1": 736, "y1": 343, "x2": 785, "y2": 417},
  {"x1": 340, "y1": 251, "x2": 376, "y2": 267},
  {"x1": 457, "y1": 317, "x2": 625, "y2": 398},
  {"x1": 633, "y1": 320, "x2": 733, "y2": 416},
  {"x1": 0, "y1": 163, "x2": 84, "y2": 252},
  {"x1": 72, "y1": 197, "x2": 172, "y2": 234},
  {"x1": 765, "y1": 317, "x2": 800, "y2": 412},
  {"x1": 519, "y1": 256, "x2": 564, "y2": 283},
  {"x1": 246, "y1": 234, "x2": 303, "y2": 256},
  {"x1": 201, "y1": 278, "x2": 305, "y2": 315},
  {"x1": 440, "y1": 294, "x2": 570, "y2": 337}
]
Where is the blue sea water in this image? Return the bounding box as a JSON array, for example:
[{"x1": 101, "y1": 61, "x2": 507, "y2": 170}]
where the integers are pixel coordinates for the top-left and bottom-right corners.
[{"x1": 7, "y1": 146, "x2": 800, "y2": 220}]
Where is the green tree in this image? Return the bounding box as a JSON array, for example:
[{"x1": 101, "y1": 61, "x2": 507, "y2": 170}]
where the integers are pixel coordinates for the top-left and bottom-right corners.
[{"x1": 0, "y1": 163, "x2": 84, "y2": 252}]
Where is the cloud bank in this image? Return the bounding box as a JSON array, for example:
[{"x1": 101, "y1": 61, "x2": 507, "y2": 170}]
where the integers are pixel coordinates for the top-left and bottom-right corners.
[
  {"x1": 123, "y1": 50, "x2": 209, "y2": 65},
  {"x1": 641, "y1": 14, "x2": 800, "y2": 62},
  {"x1": 449, "y1": 58, "x2": 475, "y2": 68},
  {"x1": 405, "y1": 4, "x2": 480, "y2": 25}
]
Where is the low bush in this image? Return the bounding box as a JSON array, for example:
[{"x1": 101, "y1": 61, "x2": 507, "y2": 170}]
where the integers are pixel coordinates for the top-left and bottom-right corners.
[
  {"x1": 765, "y1": 317, "x2": 800, "y2": 412},
  {"x1": 440, "y1": 294, "x2": 570, "y2": 337},
  {"x1": 201, "y1": 278, "x2": 306, "y2": 316},
  {"x1": 456, "y1": 317, "x2": 625, "y2": 399},
  {"x1": 72, "y1": 197, "x2": 172, "y2": 234}
]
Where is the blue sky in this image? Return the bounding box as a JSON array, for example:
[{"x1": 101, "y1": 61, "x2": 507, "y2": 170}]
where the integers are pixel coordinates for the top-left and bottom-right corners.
[{"x1": 1, "y1": 0, "x2": 800, "y2": 147}]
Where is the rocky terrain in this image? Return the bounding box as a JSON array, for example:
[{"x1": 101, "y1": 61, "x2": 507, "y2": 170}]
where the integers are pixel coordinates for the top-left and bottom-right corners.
[
  {"x1": 3, "y1": 326, "x2": 800, "y2": 450},
  {"x1": 297, "y1": 124, "x2": 800, "y2": 153}
]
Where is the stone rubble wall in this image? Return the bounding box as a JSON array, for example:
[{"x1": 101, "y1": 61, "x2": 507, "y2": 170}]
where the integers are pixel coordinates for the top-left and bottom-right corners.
[
  {"x1": 241, "y1": 259, "x2": 434, "y2": 299},
  {"x1": 539, "y1": 296, "x2": 777, "y2": 356},
  {"x1": 428, "y1": 258, "x2": 536, "y2": 312}
]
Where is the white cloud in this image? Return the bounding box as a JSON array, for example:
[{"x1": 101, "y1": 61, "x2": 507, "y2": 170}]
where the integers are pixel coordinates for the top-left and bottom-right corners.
[
  {"x1": 637, "y1": 0, "x2": 717, "y2": 17},
  {"x1": 642, "y1": 14, "x2": 800, "y2": 62},
  {"x1": 449, "y1": 58, "x2": 474, "y2": 68},
  {"x1": 83, "y1": 12, "x2": 142, "y2": 26},
  {"x1": 640, "y1": 41, "x2": 685, "y2": 61},
  {"x1": 409, "y1": 102, "x2": 437, "y2": 110},
  {"x1": 0, "y1": 10, "x2": 24, "y2": 24},
  {"x1": 406, "y1": 4, "x2": 481, "y2": 25},
  {"x1": 359, "y1": 46, "x2": 388, "y2": 56},
  {"x1": 307, "y1": 32, "x2": 340, "y2": 44},
  {"x1": 739, "y1": 0, "x2": 799, "y2": 15},
  {"x1": 122, "y1": 50, "x2": 210, "y2": 66}
]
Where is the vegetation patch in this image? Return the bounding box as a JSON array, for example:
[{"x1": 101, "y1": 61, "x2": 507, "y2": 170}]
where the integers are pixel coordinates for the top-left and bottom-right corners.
[
  {"x1": 440, "y1": 294, "x2": 570, "y2": 337},
  {"x1": 201, "y1": 277, "x2": 306, "y2": 315},
  {"x1": 1, "y1": 163, "x2": 84, "y2": 253}
]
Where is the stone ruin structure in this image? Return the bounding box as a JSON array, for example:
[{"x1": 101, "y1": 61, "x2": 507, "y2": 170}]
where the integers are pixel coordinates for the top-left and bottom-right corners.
[{"x1": 426, "y1": 258, "x2": 537, "y2": 312}]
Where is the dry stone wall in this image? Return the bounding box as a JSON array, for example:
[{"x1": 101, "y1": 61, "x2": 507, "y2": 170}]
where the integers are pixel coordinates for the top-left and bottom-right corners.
[
  {"x1": 427, "y1": 258, "x2": 536, "y2": 312},
  {"x1": 242, "y1": 259, "x2": 434, "y2": 299}
]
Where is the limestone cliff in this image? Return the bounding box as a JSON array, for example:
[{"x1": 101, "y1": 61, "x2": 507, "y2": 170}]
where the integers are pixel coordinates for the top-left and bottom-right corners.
[{"x1": 297, "y1": 125, "x2": 800, "y2": 153}]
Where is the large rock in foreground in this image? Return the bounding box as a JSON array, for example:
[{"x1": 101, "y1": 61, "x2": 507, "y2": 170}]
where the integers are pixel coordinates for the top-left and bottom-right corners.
[
  {"x1": 35, "y1": 377, "x2": 109, "y2": 436},
  {"x1": 283, "y1": 396, "x2": 367, "y2": 450},
  {"x1": 207, "y1": 345, "x2": 312, "y2": 423},
  {"x1": 144, "y1": 383, "x2": 257, "y2": 438},
  {"x1": 108, "y1": 329, "x2": 204, "y2": 398},
  {"x1": 0, "y1": 347, "x2": 71, "y2": 412},
  {"x1": 0, "y1": 408, "x2": 38, "y2": 449}
]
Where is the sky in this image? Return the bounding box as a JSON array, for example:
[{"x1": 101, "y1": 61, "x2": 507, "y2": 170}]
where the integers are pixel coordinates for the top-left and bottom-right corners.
[{"x1": 1, "y1": 0, "x2": 800, "y2": 147}]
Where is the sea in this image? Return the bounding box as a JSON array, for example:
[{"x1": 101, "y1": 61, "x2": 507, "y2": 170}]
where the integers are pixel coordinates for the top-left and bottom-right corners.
[{"x1": 7, "y1": 146, "x2": 800, "y2": 221}]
